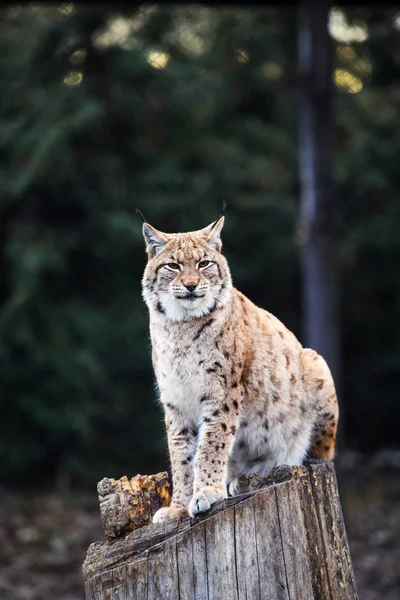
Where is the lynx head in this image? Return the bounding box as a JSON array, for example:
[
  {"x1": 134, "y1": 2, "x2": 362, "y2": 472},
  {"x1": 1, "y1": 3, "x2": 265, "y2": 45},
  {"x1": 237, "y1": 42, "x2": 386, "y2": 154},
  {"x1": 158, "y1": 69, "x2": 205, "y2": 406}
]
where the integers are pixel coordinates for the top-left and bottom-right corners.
[{"x1": 141, "y1": 216, "x2": 232, "y2": 321}]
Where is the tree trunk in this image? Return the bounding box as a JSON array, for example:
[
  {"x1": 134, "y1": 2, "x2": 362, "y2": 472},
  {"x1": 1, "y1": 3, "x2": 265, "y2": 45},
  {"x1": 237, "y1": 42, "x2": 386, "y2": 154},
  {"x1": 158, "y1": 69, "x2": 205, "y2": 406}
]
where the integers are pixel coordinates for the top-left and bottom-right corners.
[
  {"x1": 82, "y1": 461, "x2": 358, "y2": 599},
  {"x1": 297, "y1": 0, "x2": 341, "y2": 394}
]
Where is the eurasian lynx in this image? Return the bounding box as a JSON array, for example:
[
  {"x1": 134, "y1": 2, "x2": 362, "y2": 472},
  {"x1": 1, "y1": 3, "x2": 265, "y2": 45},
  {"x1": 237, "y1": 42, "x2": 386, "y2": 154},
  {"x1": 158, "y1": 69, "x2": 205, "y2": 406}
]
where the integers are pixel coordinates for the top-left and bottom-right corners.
[{"x1": 140, "y1": 214, "x2": 338, "y2": 522}]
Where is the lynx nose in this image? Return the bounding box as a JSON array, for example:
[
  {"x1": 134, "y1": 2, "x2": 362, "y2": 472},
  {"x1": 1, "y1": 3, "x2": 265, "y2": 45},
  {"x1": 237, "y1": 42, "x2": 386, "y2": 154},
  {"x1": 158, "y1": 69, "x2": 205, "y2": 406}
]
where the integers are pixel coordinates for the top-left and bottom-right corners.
[{"x1": 184, "y1": 282, "x2": 197, "y2": 292}]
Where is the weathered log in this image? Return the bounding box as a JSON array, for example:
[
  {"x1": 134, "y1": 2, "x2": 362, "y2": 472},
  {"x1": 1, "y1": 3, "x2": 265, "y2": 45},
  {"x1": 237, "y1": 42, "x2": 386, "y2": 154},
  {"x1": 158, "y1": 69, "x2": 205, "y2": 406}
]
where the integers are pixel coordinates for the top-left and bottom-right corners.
[
  {"x1": 97, "y1": 472, "x2": 171, "y2": 539},
  {"x1": 83, "y1": 461, "x2": 358, "y2": 600}
]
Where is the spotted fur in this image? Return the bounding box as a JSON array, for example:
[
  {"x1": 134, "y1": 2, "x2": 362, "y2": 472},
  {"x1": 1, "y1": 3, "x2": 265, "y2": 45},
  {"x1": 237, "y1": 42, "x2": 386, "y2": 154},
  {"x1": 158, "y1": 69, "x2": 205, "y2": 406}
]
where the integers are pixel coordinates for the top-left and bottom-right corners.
[{"x1": 141, "y1": 216, "x2": 339, "y2": 521}]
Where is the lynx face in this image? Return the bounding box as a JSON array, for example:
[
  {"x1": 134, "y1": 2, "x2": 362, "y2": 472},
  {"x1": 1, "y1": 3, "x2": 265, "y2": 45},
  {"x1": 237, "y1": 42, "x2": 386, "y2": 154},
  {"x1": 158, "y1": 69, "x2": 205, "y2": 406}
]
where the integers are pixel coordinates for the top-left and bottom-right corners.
[{"x1": 141, "y1": 218, "x2": 232, "y2": 321}]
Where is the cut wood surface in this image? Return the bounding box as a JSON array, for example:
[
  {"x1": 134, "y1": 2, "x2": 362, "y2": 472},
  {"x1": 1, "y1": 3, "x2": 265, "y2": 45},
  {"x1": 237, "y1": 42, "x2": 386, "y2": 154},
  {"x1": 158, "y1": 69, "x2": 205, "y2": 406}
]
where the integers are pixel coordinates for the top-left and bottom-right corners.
[{"x1": 83, "y1": 461, "x2": 358, "y2": 600}]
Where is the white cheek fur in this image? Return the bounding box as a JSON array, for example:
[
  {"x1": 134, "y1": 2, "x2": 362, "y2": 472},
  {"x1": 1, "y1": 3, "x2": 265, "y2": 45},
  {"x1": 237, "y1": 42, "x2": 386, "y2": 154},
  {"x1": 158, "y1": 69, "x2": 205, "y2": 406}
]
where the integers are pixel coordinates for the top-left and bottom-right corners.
[{"x1": 160, "y1": 289, "x2": 231, "y2": 321}]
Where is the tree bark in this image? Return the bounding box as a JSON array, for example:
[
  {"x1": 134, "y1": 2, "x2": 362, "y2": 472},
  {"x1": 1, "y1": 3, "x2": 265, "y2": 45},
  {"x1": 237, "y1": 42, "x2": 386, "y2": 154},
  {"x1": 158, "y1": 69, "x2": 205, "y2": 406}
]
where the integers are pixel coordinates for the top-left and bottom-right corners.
[
  {"x1": 297, "y1": 0, "x2": 341, "y2": 394},
  {"x1": 97, "y1": 472, "x2": 171, "y2": 539},
  {"x1": 83, "y1": 462, "x2": 358, "y2": 600}
]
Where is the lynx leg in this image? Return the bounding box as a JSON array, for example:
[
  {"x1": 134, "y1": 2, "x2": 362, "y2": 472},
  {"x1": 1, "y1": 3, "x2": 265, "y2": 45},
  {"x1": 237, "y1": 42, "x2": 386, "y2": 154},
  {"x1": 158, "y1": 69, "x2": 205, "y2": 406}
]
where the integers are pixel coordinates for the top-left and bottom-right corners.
[
  {"x1": 301, "y1": 348, "x2": 339, "y2": 461},
  {"x1": 189, "y1": 387, "x2": 240, "y2": 517},
  {"x1": 308, "y1": 407, "x2": 338, "y2": 460},
  {"x1": 153, "y1": 404, "x2": 196, "y2": 523}
]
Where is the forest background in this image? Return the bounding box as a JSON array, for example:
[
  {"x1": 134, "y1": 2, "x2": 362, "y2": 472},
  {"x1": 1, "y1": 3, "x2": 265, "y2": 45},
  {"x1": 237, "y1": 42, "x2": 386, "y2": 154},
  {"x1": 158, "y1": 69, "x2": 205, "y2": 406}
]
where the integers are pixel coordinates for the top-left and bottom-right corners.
[{"x1": 1, "y1": 3, "x2": 399, "y2": 486}]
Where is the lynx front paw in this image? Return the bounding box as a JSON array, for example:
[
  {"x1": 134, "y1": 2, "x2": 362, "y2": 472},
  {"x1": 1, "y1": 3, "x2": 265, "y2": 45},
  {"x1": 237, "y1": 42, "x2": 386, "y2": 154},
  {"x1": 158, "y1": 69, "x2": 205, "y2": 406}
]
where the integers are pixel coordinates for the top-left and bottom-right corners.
[
  {"x1": 228, "y1": 477, "x2": 241, "y2": 497},
  {"x1": 152, "y1": 506, "x2": 188, "y2": 524},
  {"x1": 188, "y1": 486, "x2": 226, "y2": 517}
]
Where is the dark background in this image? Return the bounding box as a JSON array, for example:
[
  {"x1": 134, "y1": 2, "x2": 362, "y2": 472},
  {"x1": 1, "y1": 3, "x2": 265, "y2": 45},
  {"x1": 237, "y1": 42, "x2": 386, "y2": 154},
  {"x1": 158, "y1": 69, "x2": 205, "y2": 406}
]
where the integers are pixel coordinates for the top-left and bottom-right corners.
[{"x1": 0, "y1": 4, "x2": 399, "y2": 600}]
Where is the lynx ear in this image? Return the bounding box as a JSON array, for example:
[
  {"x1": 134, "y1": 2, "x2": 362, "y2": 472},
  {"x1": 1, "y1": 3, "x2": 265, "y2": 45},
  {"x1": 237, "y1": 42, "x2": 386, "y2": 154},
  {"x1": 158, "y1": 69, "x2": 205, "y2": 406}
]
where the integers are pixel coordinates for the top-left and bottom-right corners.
[
  {"x1": 203, "y1": 216, "x2": 225, "y2": 252},
  {"x1": 142, "y1": 223, "x2": 169, "y2": 256}
]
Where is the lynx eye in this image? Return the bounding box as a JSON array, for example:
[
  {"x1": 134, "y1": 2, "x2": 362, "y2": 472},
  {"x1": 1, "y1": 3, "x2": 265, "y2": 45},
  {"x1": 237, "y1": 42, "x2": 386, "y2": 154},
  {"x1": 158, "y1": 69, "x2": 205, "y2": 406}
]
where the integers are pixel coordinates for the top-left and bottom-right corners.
[
  {"x1": 198, "y1": 260, "x2": 211, "y2": 269},
  {"x1": 165, "y1": 262, "x2": 180, "y2": 270}
]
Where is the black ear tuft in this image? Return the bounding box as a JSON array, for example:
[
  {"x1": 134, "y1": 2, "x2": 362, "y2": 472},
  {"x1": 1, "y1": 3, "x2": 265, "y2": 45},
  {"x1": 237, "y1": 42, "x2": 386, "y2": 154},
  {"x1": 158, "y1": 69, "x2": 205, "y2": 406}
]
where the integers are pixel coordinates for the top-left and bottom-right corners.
[
  {"x1": 136, "y1": 207, "x2": 147, "y2": 223},
  {"x1": 208, "y1": 200, "x2": 227, "y2": 234},
  {"x1": 220, "y1": 200, "x2": 227, "y2": 218}
]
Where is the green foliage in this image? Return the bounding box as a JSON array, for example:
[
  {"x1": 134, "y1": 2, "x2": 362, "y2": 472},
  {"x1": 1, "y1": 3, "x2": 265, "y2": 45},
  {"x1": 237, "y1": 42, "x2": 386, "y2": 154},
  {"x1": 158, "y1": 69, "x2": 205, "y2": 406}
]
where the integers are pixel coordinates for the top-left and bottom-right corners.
[{"x1": 0, "y1": 5, "x2": 399, "y2": 487}]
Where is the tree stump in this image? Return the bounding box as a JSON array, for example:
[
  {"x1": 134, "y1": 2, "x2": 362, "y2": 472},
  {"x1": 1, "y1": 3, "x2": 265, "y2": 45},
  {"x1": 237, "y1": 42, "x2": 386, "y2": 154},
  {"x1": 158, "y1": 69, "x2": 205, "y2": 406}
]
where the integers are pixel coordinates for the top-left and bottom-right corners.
[{"x1": 82, "y1": 461, "x2": 358, "y2": 599}]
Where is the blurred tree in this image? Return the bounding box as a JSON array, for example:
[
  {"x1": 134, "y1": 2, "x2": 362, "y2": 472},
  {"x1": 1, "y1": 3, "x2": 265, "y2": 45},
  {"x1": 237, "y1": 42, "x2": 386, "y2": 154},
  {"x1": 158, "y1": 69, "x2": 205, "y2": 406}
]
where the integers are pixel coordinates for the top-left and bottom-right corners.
[{"x1": 298, "y1": 0, "x2": 340, "y2": 391}]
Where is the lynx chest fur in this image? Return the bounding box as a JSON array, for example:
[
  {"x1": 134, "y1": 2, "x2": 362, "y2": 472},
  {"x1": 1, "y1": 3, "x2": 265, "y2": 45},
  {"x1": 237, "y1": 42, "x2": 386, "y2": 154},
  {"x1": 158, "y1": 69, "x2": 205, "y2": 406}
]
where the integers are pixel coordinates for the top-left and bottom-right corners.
[{"x1": 141, "y1": 214, "x2": 339, "y2": 521}]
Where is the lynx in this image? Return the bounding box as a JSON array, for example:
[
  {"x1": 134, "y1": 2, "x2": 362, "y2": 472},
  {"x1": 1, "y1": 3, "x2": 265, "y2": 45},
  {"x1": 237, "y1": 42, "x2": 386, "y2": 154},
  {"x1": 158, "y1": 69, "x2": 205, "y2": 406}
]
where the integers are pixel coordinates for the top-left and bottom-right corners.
[{"x1": 140, "y1": 213, "x2": 339, "y2": 522}]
